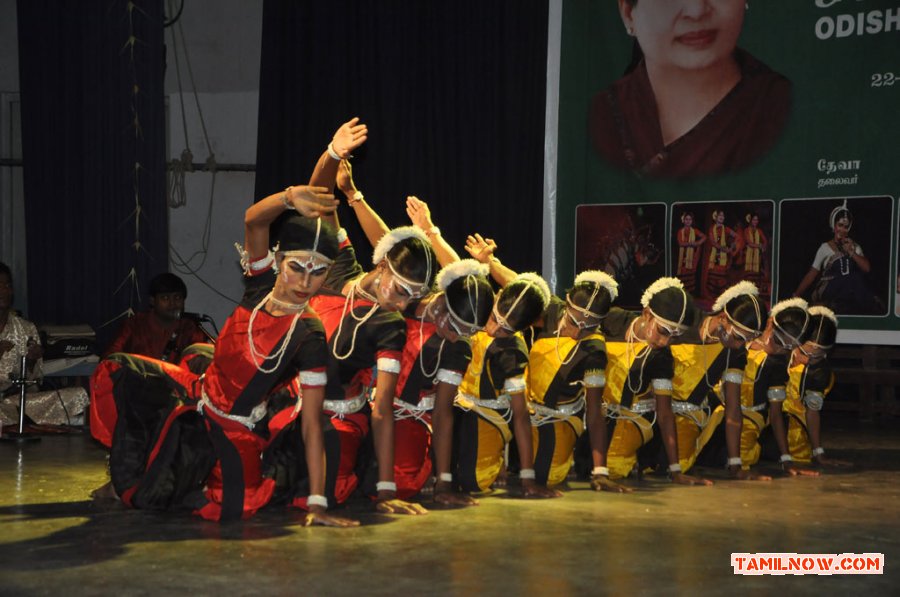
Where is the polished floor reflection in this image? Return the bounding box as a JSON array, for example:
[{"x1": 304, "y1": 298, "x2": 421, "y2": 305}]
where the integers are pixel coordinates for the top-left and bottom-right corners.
[{"x1": 1, "y1": 414, "x2": 897, "y2": 595}]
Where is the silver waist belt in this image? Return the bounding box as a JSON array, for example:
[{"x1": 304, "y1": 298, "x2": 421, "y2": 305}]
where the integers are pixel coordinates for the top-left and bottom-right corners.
[
  {"x1": 323, "y1": 392, "x2": 368, "y2": 416},
  {"x1": 199, "y1": 389, "x2": 269, "y2": 431},
  {"x1": 456, "y1": 392, "x2": 511, "y2": 411},
  {"x1": 671, "y1": 401, "x2": 703, "y2": 415},
  {"x1": 741, "y1": 402, "x2": 768, "y2": 412},
  {"x1": 531, "y1": 397, "x2": 585, "y2": 418},
  {"x1": 395, "y1": 394, "x2": 435, "y2": 413},
  {"x1": 619, "y1": 398, "x2": 656, "y2": 415}
]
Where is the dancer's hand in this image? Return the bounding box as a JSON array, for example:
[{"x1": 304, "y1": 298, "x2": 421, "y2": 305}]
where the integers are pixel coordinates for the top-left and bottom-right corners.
[
  {"x1": 782, "y1": 462, "x2": 820, "y2": 477},
  {"x1": 727, "y1": 465, "x2": 772, "y2": 481},
  {"x1": 336, "y1": 160, "x2": 358, "y2": 198},
  {"x1": 464, "y1": 233, "x2": 497, "y2": 264},
  {"x1": 522, "y1": 480, "x2": 562, "y2": 498},
  {"x1": 433, "y1": 482, "x2": 479, "y2": 507},
  {"x1": 406, "y1": 196, "x2": 435, "y2": 231},
  {"x1": 303, "y1": 506, "x2": 359, "y2": 528},
  {"x1": 376, "y1": 495, "x2": 429, "y2": 515},
  {"x1": 284, "y1": 185, "x2": 338, "y2": 217},
  {"x1": 670, "y1": 471, "x2": 714, "y2": 486},
  {"x1": 590, "y1": 475, "x2": 632, "y2": 493},
  {"x1": 26, "y1": 340, "x2": 42, "y2": 363},
  {"x1": 331, "y1": 117, "x2": 368, "y2": 158}
]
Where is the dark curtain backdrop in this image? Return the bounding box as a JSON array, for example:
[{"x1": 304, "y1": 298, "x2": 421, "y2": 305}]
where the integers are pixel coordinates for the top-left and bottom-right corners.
[
  {"x1": 255, "y1": 0, "x2": 548, "y2": 276},
  {"x1": 17, "y1": 0, "x2": 167, "y2": 347}
]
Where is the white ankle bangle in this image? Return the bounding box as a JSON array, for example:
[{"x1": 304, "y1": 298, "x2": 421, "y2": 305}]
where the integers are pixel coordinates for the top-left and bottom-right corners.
[
  {"x1": 780, "y1": 454, "x2": 793, "y2": 463},
  {"x1": 727, "y1": 456, "x2": 742, "y2": 467},
  {"x1": 812, "y1": 447, "x2": 825, "y2": 456},
  {"x1": 519, "y1": 468, "x2": 536, "y2": 480},
  {"x1": 376, "y1": 481, "x2": 397, "y2": 493},
  {"x1": 307, "y1": 494, "x2": 328, "y2": 509},
  {"x1": 438, "y1": 473, "x2": 453, "y2": 483},
  {"x1": 591, "y1": 466, "x2": 609, "y2": 477},
  {"x1": 667, "y1": 463, "x2": 682, "y2": 473}
]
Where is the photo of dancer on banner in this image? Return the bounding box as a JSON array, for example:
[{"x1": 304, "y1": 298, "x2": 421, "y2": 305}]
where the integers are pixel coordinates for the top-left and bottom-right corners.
[
  {"x1": 575, "y1": 203, "x2": 666, "y2": 309},
  {"x1": 671, "y1": 200, "x2": 774, "y2": 310},
  {"x1": 779, "y1": 196, "x2": 893, "y2": 316}
]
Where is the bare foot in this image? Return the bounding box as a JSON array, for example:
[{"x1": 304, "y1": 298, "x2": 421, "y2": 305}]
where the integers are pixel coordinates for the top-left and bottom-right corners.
[
  {"x1": 492, "y1": 464, "x2": 508, "y2": 489},
  {"x1": 90, "y1": 481, "x2": 119, "y2": 501}
]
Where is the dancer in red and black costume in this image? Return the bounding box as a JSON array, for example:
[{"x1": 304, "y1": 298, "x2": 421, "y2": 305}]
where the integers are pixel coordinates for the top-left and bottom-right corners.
[
  {"x1": 331, "y1": 170, "x2": 495, "y2": 506},
  {"x1": 309, "y1": 227, "x2": 437, "y2": 513},
  {"x1": 101, "y1": 122, "x2": 367, "y2": 525},
  {"x1": 383, "y1": 260, "x2": 493, "y2": 503},
  {"x1": 306, "y1": 129, "x2": 438, "y2": 514},
  {"x1": 105, "y1": 207, "x2": 353, "y2": 523}
]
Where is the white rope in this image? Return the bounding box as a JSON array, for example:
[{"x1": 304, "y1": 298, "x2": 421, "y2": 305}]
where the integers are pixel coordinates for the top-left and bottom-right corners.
[
  {"x1": 247, "y1": 291, "x2": 302, "y2": 374},
  {"x1": 554, "y1": 318, "x2": 581, "y2": 366},
  {"x1": 625, "y1": 318, "x2": 651, "y2": 396},
  {"x1": 331, "y1": 281, "x2": 380, "y2": 361}
]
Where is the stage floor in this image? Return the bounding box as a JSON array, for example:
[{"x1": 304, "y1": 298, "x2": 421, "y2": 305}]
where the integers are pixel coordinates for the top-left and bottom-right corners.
[{"x1": 1, "y1": 414, "x2": 897, "y2": 595}]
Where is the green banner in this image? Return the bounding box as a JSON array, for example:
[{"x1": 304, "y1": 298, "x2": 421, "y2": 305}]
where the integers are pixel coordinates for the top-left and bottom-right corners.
[{"x1": 557, "y1": 0, "x2": 900, "y2": 341}]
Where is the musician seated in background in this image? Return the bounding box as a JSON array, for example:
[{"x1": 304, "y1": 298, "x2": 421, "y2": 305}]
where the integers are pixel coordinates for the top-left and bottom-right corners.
[
  {"x1": 102, "y1": 273, "x2": 207, "y2": 363},
  {"x1": 0, "y1": 261, "x2": 42, "y2": 397}
]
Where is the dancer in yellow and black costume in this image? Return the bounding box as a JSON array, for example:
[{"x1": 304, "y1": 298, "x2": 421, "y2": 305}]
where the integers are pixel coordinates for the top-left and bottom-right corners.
[
  {"x1": 668, "y1": 281, "x2": 766, "y2": 477},
  {"x1": 736, "y1": 343, "x2": 787, "y2": 467},
  {"x1": 453, "y1": 271, "x2": 560, "y2": 498},
  {"x1": 768, "y1": 306, "x2": 849, "y2": 469},
  {"x1": 701, "y1": 298, "x2": 811, "y2": 477},
  {"x1": 526, "y1": 271, "x2": 621, "y2": 490},
  {"x1": 603, "y1": 277, "x2": 709, "y2": 485}
]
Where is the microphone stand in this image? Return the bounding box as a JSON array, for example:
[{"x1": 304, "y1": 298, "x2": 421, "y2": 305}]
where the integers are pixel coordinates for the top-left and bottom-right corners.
[
  {"x1": 180, "y1": 312, "x2": 218, "y2": 345},
  {"x1": 1, "y1": 353, "x2": 41, "y2": 443},
  {"x1": 197, "y1": 320, "x2": 217, "y2": 344}
]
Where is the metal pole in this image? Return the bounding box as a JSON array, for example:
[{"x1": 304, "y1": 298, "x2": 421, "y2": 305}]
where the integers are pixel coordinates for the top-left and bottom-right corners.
[
  {"x1": 17, "y1": 353, "x2": 27, "y2": 434},
  {"x1": 1, "y1": 350, "x2": 40, "y2": 444}
]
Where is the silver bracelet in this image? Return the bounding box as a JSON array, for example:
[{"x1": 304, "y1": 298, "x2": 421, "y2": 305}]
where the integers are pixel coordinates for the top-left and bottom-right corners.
[
  {"x1": 348, "y1": 190, "x2": 364, "y2": 205},
  {"x1": 282, "y1": 186, "x2": 296, "y2": 210},
  {"x1": 812, "y1": 447, "x2": 825, "y2": 457},
  {"x1": 727, "y1": 456, "x2": 742, "y2": 467},
  {"x1": 779, "y1": 454, "x2": 793, "y2": 463},
  {"x1": 438, "y1": 472, "x2": 453, "y2": 483},
  {"x1": 591, "y1": 466, "x2": 609, "y2": 477},
  {"x1": 327, "y1": 142, "x2": 341, "y2": 161},
  {"x1": 668, "y1": 463, "x2": 682, "y2": 473},
  {"x1": 518, "y1": 468, "x2": 536, "y2": 480}
]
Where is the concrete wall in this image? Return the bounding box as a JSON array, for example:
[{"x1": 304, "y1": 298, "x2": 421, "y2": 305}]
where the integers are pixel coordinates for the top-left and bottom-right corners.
[
  {"x1": 164, "y1": 1, "x2": 263, "y2": 328},
  {"x1": 2, "y1": 0, "x2": 265, "y2": 329}
]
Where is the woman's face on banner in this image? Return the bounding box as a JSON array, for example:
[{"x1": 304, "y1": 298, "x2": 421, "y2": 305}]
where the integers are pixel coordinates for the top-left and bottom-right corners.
[{"x1": 620, "y1": 0, "x2": 745, "y2": 73}]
